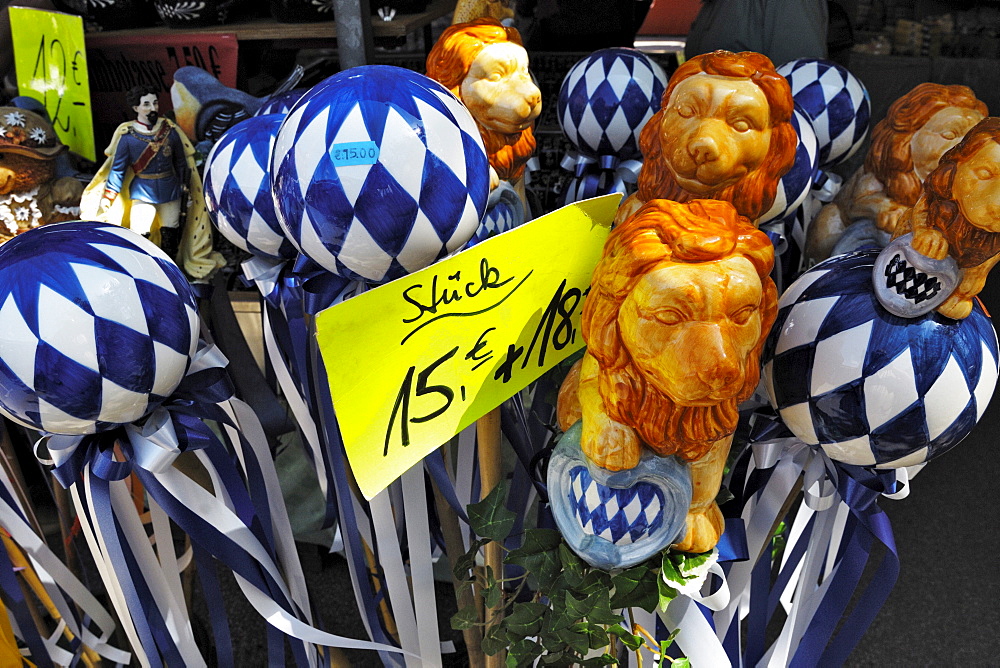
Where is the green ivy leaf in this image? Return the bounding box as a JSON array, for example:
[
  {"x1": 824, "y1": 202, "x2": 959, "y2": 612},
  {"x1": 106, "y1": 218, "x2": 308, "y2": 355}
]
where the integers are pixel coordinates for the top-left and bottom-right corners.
[
  {"x1": 671, "y1": 657, "x2": 691, "y2": 668},
  {"x1": 482, "y1": 625, "x2": 509, "y2": 656},
  {"x1": 484, "y1": 581, "x2": 502, "y2": 610},
  {"x1": 584, "y1": 590, "x2": 623, "y2": 627},
  {"x1": 557, "y1": 626, "x2": 590, "y2": 655},
  {"x1": 559, "y1": 544, "x2": 586, "y2": 587},
  {"x1": 579, "y1": 653, "x2": 618, "y2": 667},
  {"x1": 609, "y1": 564, "x2": 647, "y2": 606},
  {"x1": 660, "y1": 551, "x2": 688, "y2": 585},
  {"x1": 450, "y1": 605, "x2": 479, "y2": 631},
  {"x1": 664, "y1": 628, "x2": 680, "y2": 646},
  {"x1": 674, "y1": 550, "x2": 712, "y2": 575},
  {"x1": 577, "y1": 569, "x2": 612, "y2": 597},
  {"x1": 608, "y1": 623, "x2": 644, "y2": 651},
  {"x1": 507, "y1": 529, "x2": 563, "y2": 590},
  {"x1": 504, "y1": 601, "x2": 547, "y2": 637},
  {"x1": 453, "y1": 537, "x2": 490, "y2": 579},
  {"x1": 468, "y1": 481, "x2": 516, "y2": 542},
  {"x1": 565, "y1": 590, "x2": 599, "y2": 620},
  {"x1": 540, "y1": 650, "x2": 568, "y2": 665},
  {"x1": 505, "y1": 638, "x2": 544, "y2": 667},
  {"x1": 658, "y1": 577, "x2": 679, "y2": 612},
  {"x1": 583, "y1": 622, "x2": 610, "y2": 649}
]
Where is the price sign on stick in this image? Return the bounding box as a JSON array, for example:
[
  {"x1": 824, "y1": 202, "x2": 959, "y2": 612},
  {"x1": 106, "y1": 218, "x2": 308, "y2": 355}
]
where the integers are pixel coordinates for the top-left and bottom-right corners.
[
  {"x1": 317, "y1": 194, "x2": 620, "y2": 499},
  {"x1": 9, "y1": 7, "x2": 95, "y2": 161}
]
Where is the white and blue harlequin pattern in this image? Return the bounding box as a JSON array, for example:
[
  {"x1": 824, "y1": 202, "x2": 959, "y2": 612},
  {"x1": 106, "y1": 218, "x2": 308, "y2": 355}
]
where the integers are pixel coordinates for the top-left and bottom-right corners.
[
  {"x1": 558, "y1": 48, "x2": 668, "y2": 161},
  {"x1": 271, "y1": 66, "x2": 490, "y2": 284},
  {"x1": 762, "y1": 251, "x2": 999, "y2": 468},
  {"x1": 0, "y1": 223, "x2": 199, "y2": 435},
  {"x1": 254, "y1": 88, "x2": 308, "y2": 118},
  {"x1": 204, "y1": 114, "x2": 297, "y2": 261},
  {"x1": 464, "y1": 180, "x2": 525, "y2": 248},
  {"x1": 547, "y1": 421, "x2": 691, "y2": 570},
  {"x1": 777, "y1": 59, "x2": 870, "y2": 168},
  {"x1": 568, "y1": 466, "x2": 663, "y2": 546},
  {"x1": 759, "y1": 105, "x2": 819, "y2": 225}
]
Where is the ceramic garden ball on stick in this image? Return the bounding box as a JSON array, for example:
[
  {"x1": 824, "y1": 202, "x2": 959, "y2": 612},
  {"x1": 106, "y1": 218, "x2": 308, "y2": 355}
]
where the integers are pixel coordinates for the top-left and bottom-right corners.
[
  {"x1": 806, "y1": 83, "x2": 987, "y2": 262},
  {"x1": 617, "y1": 51, "x2": 797, "y2": 227},
  {"x1": 426, "y1": 18, "x2": 541, "y2": 208},
  {"x1": 551, "y1": 199, "x2": 778, "y2": 567}
]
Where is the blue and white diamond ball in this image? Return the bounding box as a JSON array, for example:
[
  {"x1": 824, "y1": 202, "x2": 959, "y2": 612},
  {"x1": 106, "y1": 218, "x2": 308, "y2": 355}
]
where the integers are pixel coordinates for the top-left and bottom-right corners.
[
  {"x1": 777, "y1": 58, "x2": 870, "y2": 168},
  {"x1": 0, "y1": 222, "x2": 199, "y2": 435},
  {"x1": 271, "y1": 65, "x2": 490, "y2": 284},
  {"x1": 762, "y1": 251, "x2": 999, "y2": 468},
  {"x1": 205, "y1": 114, "x2": 298, "y2": 261},
  {"x1": 758, "y1": 104, "x2": 819, "y2": 225},
  {"x1": 558, "y1": 47, "x2": 668, "y2": 161}
]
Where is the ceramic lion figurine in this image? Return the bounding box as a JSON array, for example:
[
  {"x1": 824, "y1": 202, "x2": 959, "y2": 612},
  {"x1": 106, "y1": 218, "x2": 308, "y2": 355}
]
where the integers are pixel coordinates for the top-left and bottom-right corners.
[
  {"x1": 892, "y1": 117, "x2": 1000, "y2": 320},
  {"x1": 615, "y1": 50, "x2": 797, "y2": 226},
  {"x1": 426, "y1": 18, "x2": 541, "y2": 200},
  {"x1": 558, "y1": 198, "x2": 778, "y2": 553},
  {"x1": 807, "y1": 82, "x2": 987, "y2": 262}
]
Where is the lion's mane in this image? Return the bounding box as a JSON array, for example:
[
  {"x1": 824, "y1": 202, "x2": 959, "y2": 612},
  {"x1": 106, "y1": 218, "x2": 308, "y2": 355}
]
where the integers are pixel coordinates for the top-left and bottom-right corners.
[
  {"x1": 635, "y1": 51, "x2": 797, "y2": 222},
  {"x1": 867, "y1": 82, "x2": 986, "y2": 209},
  {"x1": 581, "y1": 198, "x2": 778, "y2": 460},
  {"x1": 920, "y1": 116, "x2": 1000, "y2": 268},
  {"x1": 425, "y1": 18, "x2": 536, "y2": 181}
]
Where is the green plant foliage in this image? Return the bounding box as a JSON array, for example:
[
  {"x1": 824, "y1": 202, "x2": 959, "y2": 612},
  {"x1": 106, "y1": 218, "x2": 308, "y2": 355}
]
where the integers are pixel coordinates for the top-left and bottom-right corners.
[{"x1": 467, "y1": 481, "x2": 517, "y2": 541}]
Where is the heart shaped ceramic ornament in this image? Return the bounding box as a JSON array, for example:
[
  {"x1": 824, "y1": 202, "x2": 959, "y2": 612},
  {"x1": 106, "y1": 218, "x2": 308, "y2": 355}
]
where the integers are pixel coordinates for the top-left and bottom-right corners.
[{"x1": 874, "y1": 233, "x2": 960, "y2": 318}]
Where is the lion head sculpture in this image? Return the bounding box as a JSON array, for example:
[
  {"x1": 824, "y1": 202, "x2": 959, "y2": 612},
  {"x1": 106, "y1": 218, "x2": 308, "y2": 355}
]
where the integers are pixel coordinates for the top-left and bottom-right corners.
[
  {"x1": 628, "y1": 50, "x2": 796, "y2": 224},
  {"x1": 426, "y1": 18, "x2": 541, "y2": 182},
  {"x1": 868, "y1": 82, "x2": 987, "y2": 210},
  {"x1": 582, "y1": 197, "x2": 778, "y2": 462}
]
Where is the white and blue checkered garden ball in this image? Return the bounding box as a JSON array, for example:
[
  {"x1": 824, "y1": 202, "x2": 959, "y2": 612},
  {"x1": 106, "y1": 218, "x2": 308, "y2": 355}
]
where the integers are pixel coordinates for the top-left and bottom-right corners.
[
  {"x1": 0, "y1": 222, "x2": 199, "y2": 435},
  {"x1": 254, "y1": 88, "x2": 308, "y2": 118},
  {"x1": 205, "y1": 114, "x2": 297, "y2": 261},
  {"x1": 762, "y1": 250, "x2": 999, "y2": 468},
  {"x1": 271, "y1": 65, "x2": 490, "y2": 284},
  {"x1": 759, "y1": 104, "x2": 819, "y2": 225},
  {"x1": 777, "y1": 58, "x2": 870, "y2": 168},
  {"x1": 463, "y1": 181, "x2": 524, "y2": 248},
  {"x1": 558, "y1": 48, "x2": 668, "y2": 161}
]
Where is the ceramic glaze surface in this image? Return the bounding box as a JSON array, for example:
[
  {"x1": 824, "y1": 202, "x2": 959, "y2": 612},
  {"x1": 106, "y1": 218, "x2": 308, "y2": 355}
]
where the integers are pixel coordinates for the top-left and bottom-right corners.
[
  {"x1": 0, "y1": 222, "x2": 199, "y2": 435},
  {"x1": 762, "y1": 250, "x2": 999, "y2": 468},
  {"x1": 759, "y1": 105, "x2": 819, "y2": 224},
  {"x1": 204, "y1": 114, "x2": 297, "y2": 261},
  {"x1": 777, "y1": 58, "x2": 871, "y2": 168},
  {"x1": 463, "y1": 180, "x2": 524, "y2": 248},
  {"x1": 557, "y1": 48, "x2": 668, "y2": 161},
  {"x1": 270, "y1": 65, "x2": 490, "y2": 283},
  {"x1": 254, "y1": 89, "x2": 309, "y2": 118}
]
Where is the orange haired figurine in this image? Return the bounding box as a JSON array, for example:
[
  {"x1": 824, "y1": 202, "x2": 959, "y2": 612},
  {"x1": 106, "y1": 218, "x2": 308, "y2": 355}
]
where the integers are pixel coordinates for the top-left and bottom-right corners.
[
  {"x1": 426, "y1": 18, "x2": 541, "y2": 204},
  {"x1": 616, "y1": 50, "x2": 797, "y2": 226},
  {"x1": 557, "y1": 198, "x2": 778, "y2": 554},
  {"x1": 808, "y1": 82, "x2": 987, "y2": 262}
]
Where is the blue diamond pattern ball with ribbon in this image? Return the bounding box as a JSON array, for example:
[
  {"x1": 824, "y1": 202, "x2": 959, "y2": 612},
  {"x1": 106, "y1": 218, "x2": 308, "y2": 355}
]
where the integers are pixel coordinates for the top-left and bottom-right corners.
[
  {"x1": 0, "y1": 222, "x2": 199, "y2": 435},
  {"x1": 558, "y1": 48, "x2": 668, "y2": 161},
  {"x1": 762, "y1": 250, "x2": 999, "y2": 468},
  {"x1": 271, "y1": 65, "x2": 490, "y2": 283},
  {"x1": 777, "y1": 58, "x2": 870, "y2": 168},
  {"x1": 205, "y1": 114, "x2": 297, "y2": 261},
  {"x1": 254, "y1": 88, "x2": 308, "y2": 118},
  {"x1": 759, "y1": 104, "x2": 819, "y2": 225}
]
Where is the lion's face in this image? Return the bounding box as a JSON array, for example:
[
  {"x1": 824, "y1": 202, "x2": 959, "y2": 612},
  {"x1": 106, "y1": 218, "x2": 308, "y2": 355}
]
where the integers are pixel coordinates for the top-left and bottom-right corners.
[
  {"x1": 0, "y1": 153, "x2": 55, "y2": 196},
  {"x1": 910, "y1": 105, "x2": 984, "y2": 182},
  {"x1": 658, "y1": 73, "x2": 771, "y2": 197},
  {"x1": 952, "y1": 139, "x2": 1000, "y2": 232},
  {"x1": 617, "y1": 255, "x2": 765, "y2": 406},
  {"x1": 460, "y1": 41, "x2": 541, "y2": 136}
]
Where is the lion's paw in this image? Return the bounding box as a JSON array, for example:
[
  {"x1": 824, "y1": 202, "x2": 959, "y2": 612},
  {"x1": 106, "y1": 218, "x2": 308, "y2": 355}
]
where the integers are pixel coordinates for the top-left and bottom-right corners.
[
  {"x1": 581, "y1": 417, "x2": 641, "y2": 472},
  {"x1": 673, "y1": 502, "x2": 724, "y2": 554}
]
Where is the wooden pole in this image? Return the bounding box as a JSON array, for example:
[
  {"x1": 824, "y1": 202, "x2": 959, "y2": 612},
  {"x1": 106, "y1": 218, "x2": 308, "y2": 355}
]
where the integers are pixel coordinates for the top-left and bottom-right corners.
[{"x1": 476, "y1": 408, "x2": 504, "y2": 668}]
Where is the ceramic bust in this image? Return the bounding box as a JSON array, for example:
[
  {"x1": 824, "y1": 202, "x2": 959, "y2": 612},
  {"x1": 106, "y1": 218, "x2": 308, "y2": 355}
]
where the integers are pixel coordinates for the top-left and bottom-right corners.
[
  {"x1": 426, "y1": 18, "x2": 541, "y2": 201},
  {"x1": 0, "y1": 107, "x2": 82, "y2": 244},
  {"x1": 887, "y1": 117, "x2": 1000, "y2": 320},
  {"x1": 807, "y1": 83, "x2": 987, "y2": 262},
  {"x1": 558, "y1": 198, "x2": 778, "y2": 553},
  {"x1": 615, "y1": 50, "x2": 797, "y2": 226}
]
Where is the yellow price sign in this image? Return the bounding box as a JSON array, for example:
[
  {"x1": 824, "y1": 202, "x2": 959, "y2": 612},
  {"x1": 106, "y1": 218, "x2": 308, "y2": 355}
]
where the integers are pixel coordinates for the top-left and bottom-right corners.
[
  {"x1": 317, "y1": 194, "x2": 620, "y2": 499},
  {"x1": 9, "y1": 7, "x2": 95, "y2": 161}
]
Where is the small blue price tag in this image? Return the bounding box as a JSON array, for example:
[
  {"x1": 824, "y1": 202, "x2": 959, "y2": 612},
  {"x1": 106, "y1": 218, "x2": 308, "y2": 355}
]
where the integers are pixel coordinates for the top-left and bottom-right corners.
[{"x1": 331, "y1": 141, "x2": 380, "y2": 166}]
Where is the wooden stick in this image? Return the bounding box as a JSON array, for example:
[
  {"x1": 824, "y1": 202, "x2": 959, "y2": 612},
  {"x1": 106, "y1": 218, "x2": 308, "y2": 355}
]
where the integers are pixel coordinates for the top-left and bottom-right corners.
[
  {"x1": 476, "y1": 408, "x2": 504, "y2": 668},
  {"x1": 430, "y1": 445, "x2": 485, "y2": 668}
]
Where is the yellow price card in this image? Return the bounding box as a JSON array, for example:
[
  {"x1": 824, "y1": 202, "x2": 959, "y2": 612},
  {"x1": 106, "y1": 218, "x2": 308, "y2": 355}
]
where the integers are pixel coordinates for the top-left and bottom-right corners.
[
  {"x1": 9, "y1": 7, "x2": 95, "y2": 161},
  {"x1": 317, "y1": 194, "x2": 621, "y2": 499}
]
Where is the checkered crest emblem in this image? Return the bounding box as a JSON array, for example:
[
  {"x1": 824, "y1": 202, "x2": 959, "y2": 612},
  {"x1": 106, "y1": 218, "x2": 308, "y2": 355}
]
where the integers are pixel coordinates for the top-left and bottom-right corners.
[
  {"x1": 271, "y1": 66, "x2": 490, "y2": 284},
  {"x1": 568, "y1": 466, "x2": 664, "y2": 546},
  {"x1": 762, "y1": 250, "x2": 999, "y2": 468},
  {"x1": 777, "y1": 58, "x2": 871, "y2": 168},
  {"x1": 558, "y1": 48, "x2": 668, "y2": 161},
  {"x1": 205, "y1": 114, "x2": 297, "y2": 261},
  {"x1": 759, "y1": 105, "x2": 819, "y2": 225},
  {"x1": 0, "y1": 223, "x2": 199, "y2": 435}
]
